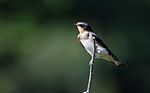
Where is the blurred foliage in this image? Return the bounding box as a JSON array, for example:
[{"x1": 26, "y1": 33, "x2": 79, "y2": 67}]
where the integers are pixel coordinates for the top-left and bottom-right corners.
[{"x1": 0, "y1": 0, "x2": 150, "y2": 93}]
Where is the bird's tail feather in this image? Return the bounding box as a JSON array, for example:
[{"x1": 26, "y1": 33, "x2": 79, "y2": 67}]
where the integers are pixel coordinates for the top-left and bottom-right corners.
[
  {"x1": 100, "y1": 55, "x2": 127, "y2": 69},
  {"x1": 113, "y1": 60, "x2": 128, "y2": 69}
]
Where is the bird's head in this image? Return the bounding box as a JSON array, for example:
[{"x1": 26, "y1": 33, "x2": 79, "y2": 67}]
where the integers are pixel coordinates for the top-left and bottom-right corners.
[{"x1": 75, "y1": 22, "x2": 92, "y2": 33}]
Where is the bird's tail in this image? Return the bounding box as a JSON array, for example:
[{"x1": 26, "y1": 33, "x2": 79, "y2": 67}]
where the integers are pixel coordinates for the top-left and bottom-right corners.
[
  {"x1": 100, "y1": 55, "x2": 127, "y2": 69},
  {"x1": 113, "y1": 60, "x2": 128, "y2": 69}
]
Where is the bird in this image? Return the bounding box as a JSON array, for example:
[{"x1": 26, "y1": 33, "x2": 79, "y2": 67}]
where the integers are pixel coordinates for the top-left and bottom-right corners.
[{"x1": 75, "y1": 22, "x2": 127, "y2": 67}]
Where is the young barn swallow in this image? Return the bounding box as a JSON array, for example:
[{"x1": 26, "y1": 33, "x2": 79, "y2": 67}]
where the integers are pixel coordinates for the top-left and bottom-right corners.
[{"x1": 75, "y1": 22, "x2": 126, "y2": 67}]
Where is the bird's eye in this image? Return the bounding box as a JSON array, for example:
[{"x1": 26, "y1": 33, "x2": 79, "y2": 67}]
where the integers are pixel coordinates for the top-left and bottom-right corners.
[{"x1": 79, "y1": 24, "x2": 85, "y2": 27}]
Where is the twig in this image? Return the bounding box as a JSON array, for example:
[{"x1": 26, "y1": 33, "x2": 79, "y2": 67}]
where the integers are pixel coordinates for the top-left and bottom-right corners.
[{"x1": 83, "y1": 37, "x2": 96, "y2": 93}]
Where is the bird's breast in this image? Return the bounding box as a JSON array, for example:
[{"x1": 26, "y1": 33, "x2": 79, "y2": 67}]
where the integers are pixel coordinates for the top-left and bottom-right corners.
[
  {"x1": 80, "y1": 38, "x2": 108, "y2": 58},
  {"x1": 80, "y1": 38, "x2": 94, "y2": 54}
]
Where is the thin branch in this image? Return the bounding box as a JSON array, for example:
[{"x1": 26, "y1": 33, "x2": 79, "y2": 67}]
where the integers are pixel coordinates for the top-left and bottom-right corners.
[{"x1": 83, "y1": 37, "x2": 96, "y2": 93}]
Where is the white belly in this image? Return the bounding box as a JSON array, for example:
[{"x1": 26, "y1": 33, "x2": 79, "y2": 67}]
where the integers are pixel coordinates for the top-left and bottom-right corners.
[
  {"x1": 80, "y1": 39, "x2": 94, "y2": 55},
  {"x1": 80, "y1": 39, "x2": 108, "y2": 58}
]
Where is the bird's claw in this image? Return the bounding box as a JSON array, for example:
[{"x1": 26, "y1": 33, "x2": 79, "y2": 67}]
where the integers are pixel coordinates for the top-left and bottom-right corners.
[
  {"x1": 89, "y1": 59, "x2": 94, "y2": 65},
  {"x1": 83, "y1": 90, "x2": 90, "y2": 93}
]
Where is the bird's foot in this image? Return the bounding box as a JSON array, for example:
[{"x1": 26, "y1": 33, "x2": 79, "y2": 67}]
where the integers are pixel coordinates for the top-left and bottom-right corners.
[{"x1": 89, "y1": 59, "x2": 94, "y2": 65}]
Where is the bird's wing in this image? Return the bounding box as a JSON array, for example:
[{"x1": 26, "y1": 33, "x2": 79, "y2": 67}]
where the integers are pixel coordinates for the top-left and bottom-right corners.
[{"x1": 90, "y1": 32, "x2": 120, "y2": 61}]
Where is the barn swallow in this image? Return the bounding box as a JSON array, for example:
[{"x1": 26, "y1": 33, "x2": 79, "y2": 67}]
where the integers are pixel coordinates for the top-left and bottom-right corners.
[{"x1": 75, "y1": 22, "x2": 127, "y2": 67}]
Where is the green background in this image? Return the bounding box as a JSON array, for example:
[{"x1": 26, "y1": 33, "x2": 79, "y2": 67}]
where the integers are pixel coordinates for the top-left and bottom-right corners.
[{"x1": 0, "y1": 0, "x2": 150, "y2": 93}]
